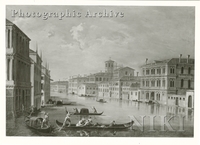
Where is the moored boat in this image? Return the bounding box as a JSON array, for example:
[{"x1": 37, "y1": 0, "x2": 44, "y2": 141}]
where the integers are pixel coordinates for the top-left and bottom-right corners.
[
  {"x1": 96, "y1": 99, "x2": 107, "y2": 103},
  {"x1": 25, "y1": 117, "x2": 52, "y2": 133},
  {"x1": 56, "y1": 120, "x2": 133, "y2": 130},
  {"x1": 70, "y1": 108, "x2": 103, "y2": 115}
]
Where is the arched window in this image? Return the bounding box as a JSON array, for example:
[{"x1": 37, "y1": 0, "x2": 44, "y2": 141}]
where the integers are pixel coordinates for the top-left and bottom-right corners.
[
  {"x1": 181, "y1": 79, "x2": 184, "y2": 88},
  {"x1": 188, "y1": 67, "x2": 191, "y2": 74},
  {"x1": 181, "y1": 67, "x2": 184, "y2": 74},
  {"x1": 188, "y1": 80, "x2": 191, "y2": 89},
  {"x1": 170, "y1": 67, "x2": 175, "y2": 74},
  {"x1": 157, "y1": 80, "x2": 160, "y2": 87},
  {"x1": 170, "y1": 80, "x2": 174, "y2": 87},
  {"x1": 156, "y1": 93, "x2": 160, "y2": 100}
]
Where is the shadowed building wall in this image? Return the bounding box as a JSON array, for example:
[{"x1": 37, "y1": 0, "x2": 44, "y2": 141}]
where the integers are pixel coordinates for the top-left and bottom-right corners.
[{"x1": 6, "y1": 19, "x2": 31, "y2": 118}]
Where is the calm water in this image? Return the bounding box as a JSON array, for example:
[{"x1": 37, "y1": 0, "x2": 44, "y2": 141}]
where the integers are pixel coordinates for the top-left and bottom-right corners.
[{"x1": 6, "y1": 93, "x2": 194, "y2": 137}]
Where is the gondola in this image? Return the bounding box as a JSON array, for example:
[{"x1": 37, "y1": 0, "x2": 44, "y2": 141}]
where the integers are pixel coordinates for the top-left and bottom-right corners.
[
  {"x1": 70, "y1": 108, "x2": 103, "y2": 116},
  {"x1": 72, "y1": 111, "x2": 104, "y2": 115},
  {"x1": 25, "y1": 117, "x2": 52, "y2": 133},
  {"x1": 96, "y1": 99, "x2": 107, "y2": 103},
  {"x1": 56, "y1": 120, "x2": 134, "y2": 130}
]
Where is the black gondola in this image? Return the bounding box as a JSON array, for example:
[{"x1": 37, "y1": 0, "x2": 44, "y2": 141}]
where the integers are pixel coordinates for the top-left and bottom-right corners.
[
  {"x1": 70, "y1": 108, "x2": 103, "y2": 115},
  {"x1": 96, "y1": 99, "x2": 107, "y2": 103},
  {"x1": 56, "y1": 120, "x2": 133, "y2": 130}
]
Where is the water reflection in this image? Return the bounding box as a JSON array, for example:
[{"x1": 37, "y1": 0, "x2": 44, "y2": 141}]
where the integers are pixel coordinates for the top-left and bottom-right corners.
[{"x1": 6, "y1": 93, "x2": 194, "y2": 137}]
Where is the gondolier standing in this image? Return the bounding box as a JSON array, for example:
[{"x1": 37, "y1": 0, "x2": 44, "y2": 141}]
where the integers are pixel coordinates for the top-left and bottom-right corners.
[
  {"x1": 41, "y1": 112, "x2": 49, "y2": 128},
  {"x1": 92, "y1": 106, "x2": 97, "y2": 113},
  {"x1": 59, "y1": 112, "x2": 71, "y2": 131}
]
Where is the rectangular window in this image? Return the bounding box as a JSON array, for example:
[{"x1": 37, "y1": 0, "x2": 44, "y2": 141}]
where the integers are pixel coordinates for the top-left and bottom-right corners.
[
  {"x1": 151, "y1": 81, "x2": 155, "y2": 87},
  {"x1": 146, "y1": 70, "x2": 149, "y2": 75},
  {"x1": 162, "y1": 80, "x2": 165, "y2": 87},
  {"x1": 163, "y1": 68, "x2": 165, "y2": 74},
  {"x1": 157, "y1": 69, "x2": 161, "y2": 74},
  {"x1": 146, "y1": 81, "x2": 149, "y2": 87}
]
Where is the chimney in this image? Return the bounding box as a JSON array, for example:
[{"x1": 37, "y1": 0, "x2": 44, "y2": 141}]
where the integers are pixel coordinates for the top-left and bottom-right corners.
[
  {"x1": 187, "y1": 55, "x2": 190, "y2": 63},
  {"x1": 179, "y1": 54, "x2": 182, "y2": 63},
  {"x1": 146, "y1": 58, "x2": 148, "y2": 65},
  {"x1": 137, "y1": 72, "x2": 139, "y2": 77}
]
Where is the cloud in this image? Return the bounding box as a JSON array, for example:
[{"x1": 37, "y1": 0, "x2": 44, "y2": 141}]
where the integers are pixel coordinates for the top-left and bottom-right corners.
[
  {"x1": 6, "y1": 6, "x2": 195, "y2": 81},
  {"x1": 70, "y1": 23, "x2": 85, "y2": 50}
]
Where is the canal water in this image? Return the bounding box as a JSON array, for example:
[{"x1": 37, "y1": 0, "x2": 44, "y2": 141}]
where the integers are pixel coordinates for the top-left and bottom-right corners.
[{"x1": 6, "y1": 93, "x2": 194, "y2": 137}]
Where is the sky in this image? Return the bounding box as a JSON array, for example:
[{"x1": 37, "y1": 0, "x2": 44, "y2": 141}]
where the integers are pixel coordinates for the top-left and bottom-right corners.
[{"x1": 6, "y1": 6, "x2": 195, "y2": 81}]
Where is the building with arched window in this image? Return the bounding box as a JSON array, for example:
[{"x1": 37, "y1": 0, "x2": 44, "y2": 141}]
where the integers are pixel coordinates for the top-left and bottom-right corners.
[{"x1": 140, "y1": 55, "x2": 194, "y2": 105}]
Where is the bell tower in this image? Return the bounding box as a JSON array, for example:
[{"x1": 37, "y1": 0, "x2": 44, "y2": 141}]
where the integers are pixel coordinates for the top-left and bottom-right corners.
[{"x1": 105, "y1": 58, "x2": 114, "y2": 74}]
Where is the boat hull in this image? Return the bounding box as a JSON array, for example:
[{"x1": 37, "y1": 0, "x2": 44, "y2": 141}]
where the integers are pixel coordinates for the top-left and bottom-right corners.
[
  {"x1": 25, "y1": 118, "x2": 52, "y2": 133},
  {"x1": 71, "y1": 111, "x2": 104, "y2": 116},
  {"x1": 56, "y1": 120, "x2": 133, "y2": 130}
]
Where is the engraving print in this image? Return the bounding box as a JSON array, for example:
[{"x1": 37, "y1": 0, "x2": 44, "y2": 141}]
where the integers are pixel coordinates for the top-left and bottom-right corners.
[{"x1": 6, "y1": 6, "x2": 194, "y2": 137}]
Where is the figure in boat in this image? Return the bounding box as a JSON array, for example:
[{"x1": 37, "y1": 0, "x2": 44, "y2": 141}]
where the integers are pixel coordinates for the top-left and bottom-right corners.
[
  {"x1": 59, "y1": 112, "x2": 71, "y2": 131},
  {"x1": 92, "y1": 106, "x2": 97, "y2": 113},
  {"x1": 41, "y1": 112, "x2": 49, "y2": 128}
]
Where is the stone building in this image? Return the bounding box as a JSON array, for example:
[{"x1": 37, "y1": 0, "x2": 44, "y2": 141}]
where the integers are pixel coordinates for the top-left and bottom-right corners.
[
  {"x1": 68, "y1": 76, "x2": 88, "y2": 94},
  {"x1": 113, "y1": 67, "x2": 135, "y2": 80},
  {"x1": 78, "y1": 83, "x2": 98, "y2": 97},
  {"x1": 140, "y1": 55, "x2": 194, "y2": 105},
  {"x1": 51, "y1": 81, "x2": 68, "y2": 94},
  {"x1": 29, "y1": 49, "x2": 42, "y2": 110},
  {"x1": 6, "y1": 19, "x2": 32, "y2": 118},
  {"x1": 41, "y1": 63, "x2": 51, "y2": 105},
  {"x1": 108, "y1": 67, "x2": 135, "y2": 99},
  {"x1": 98, "y1": 81, "x2": 110, "y2": 98},
  {"x1": 129, "y1": 82, "x2": 141, "y2": 101},
  {"x1": 87, "y1": 72, "x2": 112, "y2": 83}
]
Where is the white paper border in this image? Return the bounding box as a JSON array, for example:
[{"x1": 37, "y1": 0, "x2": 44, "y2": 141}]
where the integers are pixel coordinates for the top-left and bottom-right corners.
[{"x1": 1, "y1": 1, "x2": 200, "y2": 145}]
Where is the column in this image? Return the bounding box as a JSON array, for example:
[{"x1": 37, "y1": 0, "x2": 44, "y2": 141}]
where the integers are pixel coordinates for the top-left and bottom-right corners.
[
  {"x1": 6, "y1": 29, "x2": 8, "y2": 48},
  {"x1": 6, "y1": 59, "x2": 8, "y2": 80},
  {"x1": 9, "y1": 29, "x2": 12, "y2": 48},
  {"x1": 9, "y1": 59, "x2": 13, "y2": 80}
]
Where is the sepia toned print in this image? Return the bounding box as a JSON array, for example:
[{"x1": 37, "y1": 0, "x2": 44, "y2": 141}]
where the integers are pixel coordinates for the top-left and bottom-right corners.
[{"x1": 6, "y1": 5, "x2": 194, "y2": 137}]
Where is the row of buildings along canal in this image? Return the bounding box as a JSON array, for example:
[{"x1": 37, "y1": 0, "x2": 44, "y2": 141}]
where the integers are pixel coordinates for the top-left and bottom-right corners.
[
  {"x1": 6, "y1": 18, "x2": 194, "y2": 120},
  {"x1": 6, "y1": 19, "x2": 51, "y2": 119},
  {"x1": 52, "y1": 55, "x2": 194, "y2": 109},
  {"x1": 65, "y1": 57, "x2": 194, "y2": 109}
]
